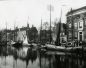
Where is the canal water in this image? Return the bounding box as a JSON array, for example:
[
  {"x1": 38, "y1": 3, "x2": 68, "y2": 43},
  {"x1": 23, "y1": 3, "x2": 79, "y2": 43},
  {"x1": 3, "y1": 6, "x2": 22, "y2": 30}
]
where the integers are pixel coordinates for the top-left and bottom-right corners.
[{"x1": 0, "y1": 46, "x2": 86, "y2": 68}]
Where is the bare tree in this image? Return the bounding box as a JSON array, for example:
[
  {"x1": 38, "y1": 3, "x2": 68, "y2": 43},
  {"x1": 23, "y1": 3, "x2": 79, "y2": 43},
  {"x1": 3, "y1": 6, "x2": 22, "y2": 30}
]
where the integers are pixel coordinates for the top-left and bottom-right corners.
[{"x1": 43, "y1": 22, "x2": 49, "y2": 30}]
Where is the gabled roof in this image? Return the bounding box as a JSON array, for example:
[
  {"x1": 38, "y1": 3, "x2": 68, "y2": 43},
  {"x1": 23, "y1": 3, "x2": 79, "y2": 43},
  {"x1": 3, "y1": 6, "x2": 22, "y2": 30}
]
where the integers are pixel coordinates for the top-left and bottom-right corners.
[
  {"x1": 66, "y1": 6, "x2": 86, "y2": 16},
  {"x1": 12, "y1": 27, "x2": 29, "y2": 32},
  {"x1": 20, "y1": 27, "x2": 29, "y2": 31}
]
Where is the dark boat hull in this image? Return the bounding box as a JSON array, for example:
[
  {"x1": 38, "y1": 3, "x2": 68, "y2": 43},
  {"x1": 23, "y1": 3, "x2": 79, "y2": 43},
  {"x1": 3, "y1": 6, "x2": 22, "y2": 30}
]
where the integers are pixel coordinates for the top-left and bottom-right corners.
[
  {"x1": 12, "y1": 42, "x2": 22, "y2": 48},
  {"x1": 45, "y1": 45, "x2": 85, "y2": 54}
]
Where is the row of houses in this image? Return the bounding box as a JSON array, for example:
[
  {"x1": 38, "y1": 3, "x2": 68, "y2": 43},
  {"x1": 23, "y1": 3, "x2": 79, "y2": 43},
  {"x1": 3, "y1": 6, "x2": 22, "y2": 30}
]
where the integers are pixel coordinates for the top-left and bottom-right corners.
[
  {"x1": 0, "y1": 24, "x2": 38, "y2": 43},
  {"x1": 1, "y1": 6, "x2": 86, "y2": 45}
]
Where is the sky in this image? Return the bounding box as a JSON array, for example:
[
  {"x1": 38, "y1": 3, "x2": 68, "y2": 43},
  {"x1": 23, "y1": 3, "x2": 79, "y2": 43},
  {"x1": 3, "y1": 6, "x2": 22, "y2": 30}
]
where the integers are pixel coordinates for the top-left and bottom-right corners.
[{"x1": 0, "y1": 0, "x2": 86, "y2": 30}]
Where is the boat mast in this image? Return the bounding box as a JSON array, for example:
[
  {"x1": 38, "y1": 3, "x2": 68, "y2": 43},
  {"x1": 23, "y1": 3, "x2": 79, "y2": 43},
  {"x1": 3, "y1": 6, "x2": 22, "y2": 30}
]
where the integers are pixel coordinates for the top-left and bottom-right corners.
[
  {"x1": 40, "y1": 18, "x2": 42, "y2": 43},
  {"x1": 14, "y1": 22, "x2": 16, "y2": 42},
  {"x1": 6, "y1": 22, "x2": 7, "y2": 45},
  {"x1": 56, "y1": 8, "x2": 62, "y2": 46},
  {"x1": 48, "y1": 4, "x2": 53, "y2": 44},
  {"x1": 50, "y1": 5, "x2": 51, "y2": 44},
  {"x1": 27, "y1": 17, "x2": 29, "y2": 42},
  {"x1": 71, "y1": 8, "x2": 74, "y2": 42},
  {"x1": 59, "y1": 8, "x2": 62, "y2": 44}
]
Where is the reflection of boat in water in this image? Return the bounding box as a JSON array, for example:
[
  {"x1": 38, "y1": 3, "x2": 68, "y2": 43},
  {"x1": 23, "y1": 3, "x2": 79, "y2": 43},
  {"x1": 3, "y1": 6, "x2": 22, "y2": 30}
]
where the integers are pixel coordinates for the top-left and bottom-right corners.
[
  {"x1": 26, "y1": 47, "x2": 37, "y2": 62},
  {"x1": 0, "y1": 46, "x2": 8, "y2": 56},
  {"x1": 0, "y1": 42, "x2": 7, "y2": 46},
  {"x1": 17, "y1": 47, "x2": 29, "y2": 58},
  {"x1": 39, "y1": 50, "x2": 86, "y2": 68},
  {"x1": 14, "y1": 47, "x2": 37, "y2": 61}
]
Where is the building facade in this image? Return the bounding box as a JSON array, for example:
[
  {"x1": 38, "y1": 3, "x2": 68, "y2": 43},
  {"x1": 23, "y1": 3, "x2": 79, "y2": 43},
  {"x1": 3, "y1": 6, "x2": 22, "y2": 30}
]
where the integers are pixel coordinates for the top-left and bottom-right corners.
[
  {"x1": 66, "y1": 6, "x2": 86, "y2": 43},
  {"x1": 16, "y1": 27, "x2": 29, "y2": 42}
]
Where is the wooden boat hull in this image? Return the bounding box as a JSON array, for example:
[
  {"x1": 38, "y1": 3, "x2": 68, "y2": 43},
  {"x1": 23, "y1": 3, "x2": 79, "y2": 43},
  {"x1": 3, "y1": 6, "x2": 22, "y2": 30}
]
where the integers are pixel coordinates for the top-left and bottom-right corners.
[
  {"x1": 45, "y1": 45, "x2": 84, "y2": 53},
  {"x1": 12, "y1": 42, "x2": 22, "y2": 48}
]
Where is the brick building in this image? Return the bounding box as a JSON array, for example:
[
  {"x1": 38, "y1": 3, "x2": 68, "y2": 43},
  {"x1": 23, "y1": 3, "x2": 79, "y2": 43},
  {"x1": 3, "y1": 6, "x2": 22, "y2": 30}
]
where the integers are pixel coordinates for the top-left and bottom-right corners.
[{"x1": 66, "y1": 6, "x2": 86, "y2": 43}]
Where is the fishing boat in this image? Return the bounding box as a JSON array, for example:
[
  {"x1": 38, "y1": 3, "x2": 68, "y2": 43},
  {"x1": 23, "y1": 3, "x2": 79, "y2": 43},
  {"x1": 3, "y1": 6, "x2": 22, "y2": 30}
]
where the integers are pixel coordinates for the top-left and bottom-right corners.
[
  {"x1": 44, "y1": 23, "x2": 83, "y2": 53},
  {"x1": 45, "y1": 44, "x2": 84, "y2": 54},
  {"x1": 12, "y1": 40, "x2": 23, "y2": 48},
  {"x1": 12, "y1": 28, "x2": 23, "y2": 48},
  {"x1": 9, "y1": 40, "x2": 16, "y2": 46},
  {"x1": 44, "y1": 9, "x2": 79, "y2": 53}
]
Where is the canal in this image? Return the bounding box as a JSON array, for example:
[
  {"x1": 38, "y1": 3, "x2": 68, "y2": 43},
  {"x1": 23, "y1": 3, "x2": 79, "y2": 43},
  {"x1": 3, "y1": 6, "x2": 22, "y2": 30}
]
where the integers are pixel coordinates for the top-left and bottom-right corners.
[{"x1": 0, "y1": 46, "x2": 86, "y2": 68}]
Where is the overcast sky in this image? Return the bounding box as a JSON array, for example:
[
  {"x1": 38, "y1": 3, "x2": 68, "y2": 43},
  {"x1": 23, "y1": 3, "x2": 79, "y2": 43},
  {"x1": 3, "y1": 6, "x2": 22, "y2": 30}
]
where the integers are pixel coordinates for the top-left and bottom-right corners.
[{"x1": 0, "y1": 0, "x2": 86, "y2": 29}]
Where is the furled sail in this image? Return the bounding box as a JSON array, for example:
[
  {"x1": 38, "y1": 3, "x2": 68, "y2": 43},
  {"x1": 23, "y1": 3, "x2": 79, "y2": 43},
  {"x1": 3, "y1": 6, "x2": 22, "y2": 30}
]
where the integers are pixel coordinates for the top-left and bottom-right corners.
[
  {"x1": 23, "y1": 36, "x2": 28, "y2": 44},
  {"x1": 55, "y1": 22, "x2": 61, "y2": 46}
]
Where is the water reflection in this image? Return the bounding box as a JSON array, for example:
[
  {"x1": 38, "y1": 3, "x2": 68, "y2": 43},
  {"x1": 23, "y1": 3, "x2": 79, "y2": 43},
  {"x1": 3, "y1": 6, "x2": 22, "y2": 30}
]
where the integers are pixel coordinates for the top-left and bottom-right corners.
[
  {"x1": 0, "y1": 46, "x2": 38, "y2": 68},
  {"x1": 12, "y1": 47, "x2": 37, "y2": 68},
  {"x1": 39, "y1": 51, "x2": 86, "y2": 68},
  {"x1": 0, "y1": 46, "x2": 86, "y2": 68},
  {"x1": 0, "y1": 46, "x2": 8, "y2": 56}
]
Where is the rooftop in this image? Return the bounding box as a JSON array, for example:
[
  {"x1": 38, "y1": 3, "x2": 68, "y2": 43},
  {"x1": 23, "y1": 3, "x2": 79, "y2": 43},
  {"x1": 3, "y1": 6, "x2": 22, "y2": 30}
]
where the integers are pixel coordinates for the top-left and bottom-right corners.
[{"x1": 66, "y1": 6, "x2": 86, "y2": 16}]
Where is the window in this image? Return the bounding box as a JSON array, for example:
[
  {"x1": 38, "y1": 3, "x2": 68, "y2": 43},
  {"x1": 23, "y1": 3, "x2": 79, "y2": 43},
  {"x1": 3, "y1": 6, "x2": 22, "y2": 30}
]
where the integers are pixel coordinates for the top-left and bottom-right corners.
[
  {"x1": 84, "y1": 31, "x2": 86, "y2": 39},
  {"x1": 74, "y1": 32, "x2": 77, "y2": 39},
  {"x1": 79, "y1": 32, "x2": 82, "y2": 41},
  {"x1": 80, "y1": 32, "x2": 82, "y2": 34},
  {"x1": 84, "y1": 18, "x2": 86, "y2": 26},
  {"x1": 69, "y1": 23, "x2": 72, "y2": 28},
  {"x1": 69, "y1": 32, "x2": 72, "y2": 37},
  {"x1": 74, "y1": 23, "x2": 77, "y2": 29},
  {"x1": 79, "y1": 20, "x2": 83, "y2": 28}
]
